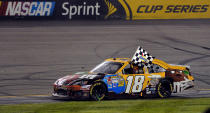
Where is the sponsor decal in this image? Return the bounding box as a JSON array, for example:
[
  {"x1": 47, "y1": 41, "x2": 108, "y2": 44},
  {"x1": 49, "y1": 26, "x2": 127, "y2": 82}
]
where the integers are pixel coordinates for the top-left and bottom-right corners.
[
  {"x1": 146, "y1": 87, "x2": 156, "y2": 94},
  {"x1": 118, "y1": 79, "x2": 124, "y2": 87},
  {"x1": 60, "y1": 0, "x2": 126, "y2": 20},
  {"x1": 136, "y1": 5, "x2": 209, "y2": 14},
  {"x1": 79, "y1": 74, "x2": 98, "y2": 79},
  {"x1": 0, "y1": 1, "x2": 55, "y2": 16},
  {"x1": 104, "y1": 0, "x2": 116, "y2": 19},
  {"x1": 120, "y1": 0, "x2": 210, "y2": 20},
  {"x1": 1, "y1": 0, "x2": 209, "y2": 20},
  {"x1": 62, "y1": 1, "x2": 100, "y2": 19},
  {"x1": 173, "y1": 77, "x2": 194, "y2": 93},
  {"x1": 107, "y1": 77, "x2": 112, "y2": 88},
  {"x1": 125, "y1": 75, "x2": 145, "y2": 93},
  {"x1": 111, "y1": 77, "x2": 118, "y2": 88},
  {"x1": 104, "y1": 0, "x2": 126, "y2": 19}
]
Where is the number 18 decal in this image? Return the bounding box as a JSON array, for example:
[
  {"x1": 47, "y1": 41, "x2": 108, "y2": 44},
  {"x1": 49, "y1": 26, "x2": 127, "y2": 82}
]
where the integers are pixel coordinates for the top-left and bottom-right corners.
[{"x1": 125, "y1": 76, "x2": 145, "y2": 93}]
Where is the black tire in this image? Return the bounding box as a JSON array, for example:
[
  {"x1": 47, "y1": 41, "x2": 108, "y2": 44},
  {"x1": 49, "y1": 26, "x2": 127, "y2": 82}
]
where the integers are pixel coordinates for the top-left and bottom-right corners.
[
  {"x1": 157, "y1": 79, "x2": 173, "y2": 98},
  {"x1": 90, "y1": 82, "x2": 107, "y2": 101}
]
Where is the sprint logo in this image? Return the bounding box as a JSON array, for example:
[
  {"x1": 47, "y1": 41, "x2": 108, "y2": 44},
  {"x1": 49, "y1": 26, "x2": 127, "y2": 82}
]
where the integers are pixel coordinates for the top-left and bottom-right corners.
[
  {"x1": 104, "y1": 0, "x2": 117, "y2": 19},
  {"x1": 61, "y1": 0, "x2": 118, "y2": 20},
  {"x1": 62, "y1": 2, "x2": 100, "y2": 20}
]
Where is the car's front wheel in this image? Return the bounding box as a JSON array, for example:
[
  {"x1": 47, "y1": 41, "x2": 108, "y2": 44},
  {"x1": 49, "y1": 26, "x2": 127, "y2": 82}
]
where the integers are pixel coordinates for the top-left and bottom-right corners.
[
  {"x1": 157, "y1": 79, "x2": 173, "y2": 98},
  {"x1": 90, "y1": 82, "x2": 107, "y2": 101}
]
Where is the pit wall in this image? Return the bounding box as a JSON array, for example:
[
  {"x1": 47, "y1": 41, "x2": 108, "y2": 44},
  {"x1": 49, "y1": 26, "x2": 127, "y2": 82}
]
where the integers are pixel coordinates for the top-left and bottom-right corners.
[{"x1": 0, "y1": 0, "x2": 209, "y2": 20}]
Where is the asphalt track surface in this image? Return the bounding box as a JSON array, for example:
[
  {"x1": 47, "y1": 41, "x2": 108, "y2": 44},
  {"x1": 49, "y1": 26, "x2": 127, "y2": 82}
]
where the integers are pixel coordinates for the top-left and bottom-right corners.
[{"x1": 0, "y1": 20, "x2": 210, "y2": 104}]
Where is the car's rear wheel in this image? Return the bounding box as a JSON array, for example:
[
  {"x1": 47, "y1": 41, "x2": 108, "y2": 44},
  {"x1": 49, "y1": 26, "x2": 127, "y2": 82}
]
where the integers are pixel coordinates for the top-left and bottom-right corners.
[
  {"x1": 90, "y1": 82, "x2": 107, "y2": 101},
  {"x1": 157, "y1": 79, "x2": 173, "y2": 98}
]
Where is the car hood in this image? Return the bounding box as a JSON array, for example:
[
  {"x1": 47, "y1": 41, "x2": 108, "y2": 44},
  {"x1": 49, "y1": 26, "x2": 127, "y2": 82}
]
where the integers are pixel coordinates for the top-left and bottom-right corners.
[
  {"x1": 55, "y1": 75, "x2": 80, "y2": 86},
  {"x1": 54, "y1": 73, "x2": 105, "y2": 86}
]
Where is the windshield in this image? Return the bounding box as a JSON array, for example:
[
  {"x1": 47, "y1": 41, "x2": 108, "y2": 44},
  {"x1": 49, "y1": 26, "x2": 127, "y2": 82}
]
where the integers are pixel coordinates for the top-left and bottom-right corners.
[{"x1": 90, "y1": 61, "x2": 123, "y2": 74}]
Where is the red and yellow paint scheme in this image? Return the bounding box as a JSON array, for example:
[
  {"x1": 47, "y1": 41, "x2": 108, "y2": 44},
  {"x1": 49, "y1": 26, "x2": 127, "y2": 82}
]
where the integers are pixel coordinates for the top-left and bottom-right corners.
[{"x1": 53, "y1": 57, "x2": 194, "y2": 100}]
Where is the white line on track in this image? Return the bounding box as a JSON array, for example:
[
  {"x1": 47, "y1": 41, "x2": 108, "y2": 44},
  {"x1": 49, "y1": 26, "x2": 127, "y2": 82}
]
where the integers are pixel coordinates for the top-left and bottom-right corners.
[
  {"x1": 0, "y1": 27, "x2": 25, "y2": 29},
  {"x1": 0, "y1": 94, "x2": 51, "y2": 98},
  {"x1": 0, "y1": 89, "x2": 210, "y2": 98}
]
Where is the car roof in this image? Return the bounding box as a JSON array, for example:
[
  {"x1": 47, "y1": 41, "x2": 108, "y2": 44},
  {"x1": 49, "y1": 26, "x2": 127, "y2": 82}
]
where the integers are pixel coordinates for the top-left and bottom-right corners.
[
  {"x1": 105, "y1": 58, "x2": 131, "y2": 63},
  {"x1": 105, "y1": 58, "x2": 187, "y2": 70}
]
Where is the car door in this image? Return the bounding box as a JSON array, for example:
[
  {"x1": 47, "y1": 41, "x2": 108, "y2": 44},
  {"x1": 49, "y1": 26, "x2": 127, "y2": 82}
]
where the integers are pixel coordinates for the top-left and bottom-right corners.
[{"x1": 120, "y1": 64, "x2": 148, "y2": 94}]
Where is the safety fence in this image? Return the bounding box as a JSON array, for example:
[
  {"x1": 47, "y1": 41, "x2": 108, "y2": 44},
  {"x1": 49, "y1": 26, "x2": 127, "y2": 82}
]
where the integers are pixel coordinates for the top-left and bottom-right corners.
[{"x1": 0, "y1": 0, "x2": 209, "y2": 20}]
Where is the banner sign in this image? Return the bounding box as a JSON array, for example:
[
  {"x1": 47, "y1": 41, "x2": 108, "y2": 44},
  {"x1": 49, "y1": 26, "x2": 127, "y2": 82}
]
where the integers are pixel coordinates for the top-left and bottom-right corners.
[
  {"x1": 0, "y1": 1, "x2": 55, "y2": 17},
  {"x1": 55, "y1": 0, "x2": 105, "y2": 20},
  {"x1": 0, "y1": 0, "x2": 210, "y2": 20},
  {"x1": 119, "y1": 0, "x2": 210, "y2": 20},
  {"x1": 54, "y1": 0, "x2": 126, "y2": 20}
]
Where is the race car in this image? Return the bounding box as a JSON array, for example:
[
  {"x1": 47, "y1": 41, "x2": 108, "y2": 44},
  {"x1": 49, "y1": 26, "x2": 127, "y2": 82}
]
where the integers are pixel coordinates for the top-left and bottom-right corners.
[{"x1": 52, "y1": 47, "x2": 194, "y2": 100}]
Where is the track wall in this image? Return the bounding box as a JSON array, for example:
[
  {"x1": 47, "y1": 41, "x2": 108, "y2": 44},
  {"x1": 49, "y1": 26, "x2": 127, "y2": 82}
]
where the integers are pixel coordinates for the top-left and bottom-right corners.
[{"x1": 0, "y1": 0, "x2": 209, "y2": 20}]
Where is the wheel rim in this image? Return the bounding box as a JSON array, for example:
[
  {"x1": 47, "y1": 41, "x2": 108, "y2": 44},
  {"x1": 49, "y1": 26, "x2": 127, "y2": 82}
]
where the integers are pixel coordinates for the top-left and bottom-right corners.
[
  {"x1": 92, "y1": 84, "x2": 106, "y2": 100},
  {"x1": 158, "y1": 82, "x2": 172, "y2": 98}
]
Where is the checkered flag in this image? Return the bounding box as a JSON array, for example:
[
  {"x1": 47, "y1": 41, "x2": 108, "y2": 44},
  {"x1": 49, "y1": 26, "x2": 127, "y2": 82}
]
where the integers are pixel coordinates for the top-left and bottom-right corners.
[{"x1": 131, "y1": 46, "x2": 155, "y2": 67}]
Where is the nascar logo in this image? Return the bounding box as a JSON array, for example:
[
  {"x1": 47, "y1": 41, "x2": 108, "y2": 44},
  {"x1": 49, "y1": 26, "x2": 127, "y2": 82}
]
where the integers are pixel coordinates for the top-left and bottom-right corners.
[{"x1": 0, "y1": 1, "x2": 55, "y2": 16}]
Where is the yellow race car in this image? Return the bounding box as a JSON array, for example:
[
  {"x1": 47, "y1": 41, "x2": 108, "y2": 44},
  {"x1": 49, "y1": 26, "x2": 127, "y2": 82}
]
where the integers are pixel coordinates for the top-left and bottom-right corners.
[{"x1": 53, "y1": 47, "x2": 194, "y2": 100}]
